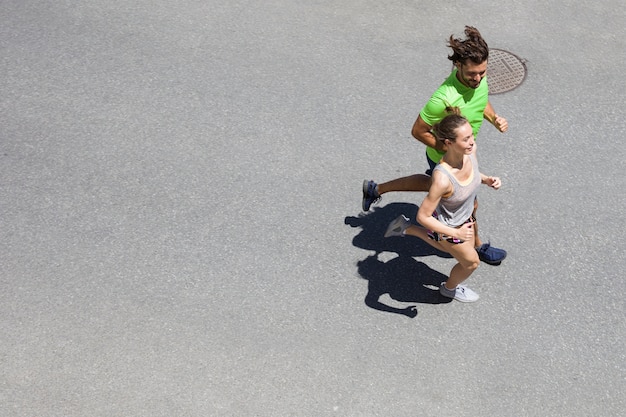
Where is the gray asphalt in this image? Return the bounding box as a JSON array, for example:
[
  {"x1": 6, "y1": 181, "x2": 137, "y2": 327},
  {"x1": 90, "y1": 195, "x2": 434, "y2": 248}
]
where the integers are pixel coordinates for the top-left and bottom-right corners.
[{"x1": 1, "y1": 1, "x2": 625, "y2": 416}]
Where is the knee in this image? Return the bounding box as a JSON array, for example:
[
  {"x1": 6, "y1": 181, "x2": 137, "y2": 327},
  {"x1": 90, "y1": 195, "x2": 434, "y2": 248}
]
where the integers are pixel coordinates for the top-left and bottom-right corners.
[
  {"x1": 466, "y1": 260, "x2": 479, "y2": 272},
  {"x1": 462, "y1": 256, "x2": 480, "y2": 272}
]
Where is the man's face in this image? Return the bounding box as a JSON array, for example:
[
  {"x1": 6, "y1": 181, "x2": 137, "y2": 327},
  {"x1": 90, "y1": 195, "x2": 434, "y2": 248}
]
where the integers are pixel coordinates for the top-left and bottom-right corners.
[{"x1": 455, "y1": 60, "x2": 488, "y2": 89}]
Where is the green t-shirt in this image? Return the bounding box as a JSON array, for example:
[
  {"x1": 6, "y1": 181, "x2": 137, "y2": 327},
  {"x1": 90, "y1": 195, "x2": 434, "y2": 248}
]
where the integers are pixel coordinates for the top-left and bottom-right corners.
[{"x1": 420, "y1": 68, "x2": 489, "y2": 163}]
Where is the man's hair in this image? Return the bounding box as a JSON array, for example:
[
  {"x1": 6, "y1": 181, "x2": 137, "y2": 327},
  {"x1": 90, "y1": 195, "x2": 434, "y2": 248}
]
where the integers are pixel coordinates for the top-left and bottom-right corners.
[{"x1": 447, "y1": 26, "x2": 489, "y2": 65}]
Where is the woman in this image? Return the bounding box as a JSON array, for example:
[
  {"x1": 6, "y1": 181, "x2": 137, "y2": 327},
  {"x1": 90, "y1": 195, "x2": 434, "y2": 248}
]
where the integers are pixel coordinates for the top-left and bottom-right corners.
[{"x1": 384, "y1": 108, "x2": 501, "y2": 302}]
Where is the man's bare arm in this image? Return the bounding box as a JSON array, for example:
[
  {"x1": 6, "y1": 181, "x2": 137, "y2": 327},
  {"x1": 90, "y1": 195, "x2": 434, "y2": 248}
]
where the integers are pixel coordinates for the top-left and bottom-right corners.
[{"x1": 411, "y1": 115, "x2": 446, "y2": 152}]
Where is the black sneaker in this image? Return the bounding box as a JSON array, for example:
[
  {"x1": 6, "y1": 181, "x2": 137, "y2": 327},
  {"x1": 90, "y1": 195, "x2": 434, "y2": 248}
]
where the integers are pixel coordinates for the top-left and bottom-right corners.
[
  {"x1": 476, "y1": 243, "x2": 507, "y2": 265},
  {"x1": 362, "y1": 180, "x2": 380, "y2": 211}
]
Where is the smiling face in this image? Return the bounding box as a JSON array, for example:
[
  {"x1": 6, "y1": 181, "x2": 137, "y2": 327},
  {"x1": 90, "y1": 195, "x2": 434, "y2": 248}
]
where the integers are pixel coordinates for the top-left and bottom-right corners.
[
  {"x1": 447, "y1": 121, "x2": 475, "y2": 155},
  {"x1": 455, "y1": 60, "x2": 488, "y2": 89}
]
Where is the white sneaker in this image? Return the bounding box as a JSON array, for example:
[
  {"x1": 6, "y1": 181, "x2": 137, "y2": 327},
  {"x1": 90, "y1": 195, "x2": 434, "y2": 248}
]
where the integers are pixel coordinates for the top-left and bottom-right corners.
[
  {"x1": 384, "y1": 215, "x2": 410, "y2": 238},
  {"x1": 439, "y1": 282, "x2": 479, "y2": 303}
]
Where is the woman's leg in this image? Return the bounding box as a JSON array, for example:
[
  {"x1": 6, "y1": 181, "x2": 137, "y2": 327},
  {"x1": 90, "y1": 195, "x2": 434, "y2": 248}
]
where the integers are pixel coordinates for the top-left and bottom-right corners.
[
  {"x1": 388, "y1": 217, "x2": 481, "y2": 301},
  {"x1": 404, "y1": 224, "x2": 443, "y2": 251},
  {"x1": 438, "y1": 238, "x2": 480, "y2": 289}
]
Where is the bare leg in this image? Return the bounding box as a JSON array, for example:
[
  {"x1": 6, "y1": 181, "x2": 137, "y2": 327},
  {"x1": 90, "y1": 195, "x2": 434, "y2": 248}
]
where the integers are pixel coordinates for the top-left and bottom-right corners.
[
  {"x1": 471, "y1": 200, "x2": 507, "y2": 264},
  {"x1": 404, "y1": 224, "x2": 442, "y2": 251},
  {"x1": 439, "y1": 238, "x2": 480, "y2": 289},
  {"x1": 473, "y1": 199, "x2": 483, "y2": 247},
  {"x1": 445, "y1": 258, "x2": 478, "y2": 289},
  {"x1": 377, "y1": 174, "x2": 431, "y2": 195},
  {"x1": 404, "y1": 224, "x2": 479, "y2": 289}
]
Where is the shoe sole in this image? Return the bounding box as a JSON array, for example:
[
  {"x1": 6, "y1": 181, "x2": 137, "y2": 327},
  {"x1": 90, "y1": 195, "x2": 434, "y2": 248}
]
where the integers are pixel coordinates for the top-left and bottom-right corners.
[
  {"x1": 362, "y1": 180, "x2": 371, "y2": 211},
  {"x1": 384, "y1": 215, "x2": 409, "y2": 238},
  {"x1": 440, "y1": 292, "x2": 480, "y2": 302},
  {"x1": 478, "y1": 251, "x2": 506, "y2": 266},
  {"x1": 454, "y1": 295, "x2": 480, "y2": 303},
  {"x1": 440, "y1": 283, "x2": 479, "y2": 302}
]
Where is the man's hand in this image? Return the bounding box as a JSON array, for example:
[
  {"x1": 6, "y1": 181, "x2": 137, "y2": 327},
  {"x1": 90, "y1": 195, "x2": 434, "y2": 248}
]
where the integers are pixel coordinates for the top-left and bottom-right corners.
[{"x1": 493, "y1": 115, "x2": 508, "y2": 132}]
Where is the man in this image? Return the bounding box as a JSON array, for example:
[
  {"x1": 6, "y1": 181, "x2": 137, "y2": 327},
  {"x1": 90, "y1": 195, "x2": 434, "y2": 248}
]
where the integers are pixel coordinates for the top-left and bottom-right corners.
[{"x1": 362, "y1": 26, "x2": 508, "y2": 265}]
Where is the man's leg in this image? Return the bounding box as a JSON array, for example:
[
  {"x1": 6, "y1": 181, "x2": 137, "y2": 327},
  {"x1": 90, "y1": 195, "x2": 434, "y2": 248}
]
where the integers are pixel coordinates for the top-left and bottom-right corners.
[
  {"x1": 473, "y1": 198, "x2": 482, "y2": 247},
  {"x1": 362, "y1": 153, "x2": 436, "y2": 211},
  {"x1": 378, "y1": 174, "x2": 431, "y2": 194},
  {"x1": 472, "y1": 198, "x2": 508, "y2": 265}
]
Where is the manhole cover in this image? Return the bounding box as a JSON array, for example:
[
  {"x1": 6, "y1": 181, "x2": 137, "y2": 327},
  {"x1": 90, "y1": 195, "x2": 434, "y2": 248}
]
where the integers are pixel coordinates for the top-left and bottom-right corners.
[{"x1": 486, "y1": 48, "x2": 527, "y2": 94}]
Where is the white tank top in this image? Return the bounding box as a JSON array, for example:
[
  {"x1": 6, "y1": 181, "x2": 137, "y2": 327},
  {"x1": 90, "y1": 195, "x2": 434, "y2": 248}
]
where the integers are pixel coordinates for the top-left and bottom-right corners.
[{"x1": 433, "y1": 153, "x2": 481, "y2": 227}]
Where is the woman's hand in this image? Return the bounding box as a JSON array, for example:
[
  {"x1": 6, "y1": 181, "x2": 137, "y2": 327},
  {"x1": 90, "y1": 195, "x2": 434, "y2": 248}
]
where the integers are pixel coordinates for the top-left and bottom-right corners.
[
  {"x1": 483, "y1": 176, "x2": 501, "y2": 189},
  {"x1": 455, "y1": 221, "x2": 475, "y2": 242}
]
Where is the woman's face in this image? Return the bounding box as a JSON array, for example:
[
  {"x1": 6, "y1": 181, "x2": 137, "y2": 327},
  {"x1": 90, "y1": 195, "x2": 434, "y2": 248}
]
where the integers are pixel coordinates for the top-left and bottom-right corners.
[{"x1": 449, "y1": 122, "x2": 475, "y2": 154}]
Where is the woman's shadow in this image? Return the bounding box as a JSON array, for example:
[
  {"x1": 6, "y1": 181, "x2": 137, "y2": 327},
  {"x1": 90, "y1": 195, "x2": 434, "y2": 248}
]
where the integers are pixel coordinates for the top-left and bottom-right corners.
[{"x1": 345, "y1": 202, "x2": 453, "y2": 318}]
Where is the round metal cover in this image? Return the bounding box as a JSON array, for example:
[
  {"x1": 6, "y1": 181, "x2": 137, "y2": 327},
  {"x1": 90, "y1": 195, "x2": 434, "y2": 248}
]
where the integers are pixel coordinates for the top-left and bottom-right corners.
[{"x1": 486, "y1": 49, "x2": 527, "y2": 94}]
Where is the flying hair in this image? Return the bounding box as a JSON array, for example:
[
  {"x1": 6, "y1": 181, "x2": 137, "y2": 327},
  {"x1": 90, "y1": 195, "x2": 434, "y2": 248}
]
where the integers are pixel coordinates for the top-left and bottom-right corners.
[{"x1": 447, "y1": 26, "x2": 489, "y2": 65}]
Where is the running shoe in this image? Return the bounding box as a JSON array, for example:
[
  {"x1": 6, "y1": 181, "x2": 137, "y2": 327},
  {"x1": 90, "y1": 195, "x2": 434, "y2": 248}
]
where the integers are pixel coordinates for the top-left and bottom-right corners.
[
  {"x1": 476, "y1": 243, "x2": 507, "y2": 265},
  {"x1": 362, "y1": 180, "x2": 380, "y2": 212},
  {"x1": 439, "y1": 282, "x2": 479, "y2": 302},
  {"x1": 384, "y1": 215, "x2": 410, "y2": 238}
]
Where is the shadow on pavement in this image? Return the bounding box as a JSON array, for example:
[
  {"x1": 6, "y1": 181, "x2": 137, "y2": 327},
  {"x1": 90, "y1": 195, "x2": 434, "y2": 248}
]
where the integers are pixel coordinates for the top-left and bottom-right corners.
[{"x1": 345, "y1": 202, "x2": 453, "y2": 318}]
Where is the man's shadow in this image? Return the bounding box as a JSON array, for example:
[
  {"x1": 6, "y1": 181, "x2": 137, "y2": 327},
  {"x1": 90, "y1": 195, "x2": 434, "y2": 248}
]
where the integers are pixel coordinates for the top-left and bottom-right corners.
[{"x1": 345, "y1": 202, "x2": 453, "y2": 318}]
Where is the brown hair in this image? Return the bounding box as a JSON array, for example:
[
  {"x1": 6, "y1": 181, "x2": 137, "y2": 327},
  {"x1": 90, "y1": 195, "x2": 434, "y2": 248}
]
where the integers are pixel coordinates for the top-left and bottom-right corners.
[
  {"x1": 432, "y1": 107, "x2": 468, "y2": 142},
  {"x1": 447, "y1": 26, "x2": 489, "y2": 65}
]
